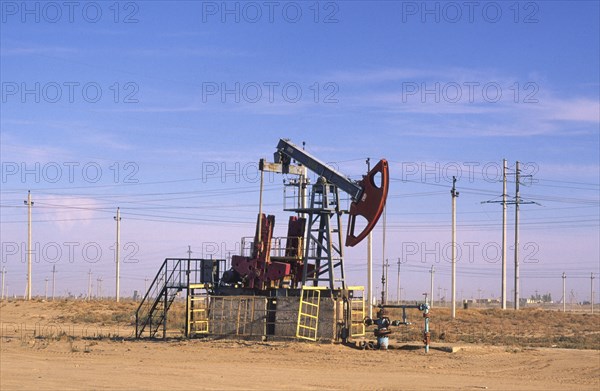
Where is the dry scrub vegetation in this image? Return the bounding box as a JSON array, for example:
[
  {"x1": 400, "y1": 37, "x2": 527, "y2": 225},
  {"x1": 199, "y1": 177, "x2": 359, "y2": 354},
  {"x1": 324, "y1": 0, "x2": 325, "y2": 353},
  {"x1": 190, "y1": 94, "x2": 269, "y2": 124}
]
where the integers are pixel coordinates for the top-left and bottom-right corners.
[
  {"x1": 1, "y1": 300, "x2": 598, "y2": 350},
  {"x1": 386, "y1": 306, "x2": 600, "y2": 350}
]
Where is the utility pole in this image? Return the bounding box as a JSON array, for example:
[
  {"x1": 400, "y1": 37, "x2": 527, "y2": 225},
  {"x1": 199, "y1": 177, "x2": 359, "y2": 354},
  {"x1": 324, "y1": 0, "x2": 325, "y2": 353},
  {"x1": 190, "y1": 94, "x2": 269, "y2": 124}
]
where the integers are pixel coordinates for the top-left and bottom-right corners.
[
  {"x1": 187, "y1": 245, "x2": 192, "y2": 282},
  {"x1": 44, "y1": 277, "x2": 48, "y2": 300},
  {"x1": 396, "y1": 258, "x2": 401, "y2": 303},
  {"x1": 451, "y1": 176, "x2": 459, "y2": 318},
  {"x1": 368, "y1": 232, "x2": 373, "y2": 315},
  {"x1": 508, "y1": 161, "x2": 536, "y2": 309},
  {"x1": 87, "y1": 270, "x2": 92, "y2": 301},
  {"x1": 591, "y1": 273, "x2": 595, "y2": 314},
  {"x1": 24, "y1": 190, "x2": 34, "y2": 300},
  {"x1": 385, "y1": 259, "x2": 390, "y2": 304},
  {"x1": 114, "y1": 207, "x2": 121, "y2": 302},
  {"x1": 1, "y1": 267, "x2": 5, "y2": 301},
  {"x1": 482, "y1": 159, "x2": 537, "y2": 310},
  {"x1": 429, "y1": 265, "x2": 435, "y2": 307},
  {"x1": 382, "y1": 205, "x2": 387, "y2": 304},
  {"x1": 481, "y1": 160, "x2": 509, "y2": 309},
  {"x1": 514, "y1": 162, "x2": 520, "y2": 310},
  {"x1": 381, "y1": 259, "x2": 389, "y2": 305},
  {"x1": 51, "y1": 265, "x2": 56, "y2": 301},
  {"x1": 187, "y1": 245, "x2": 193, "y2": 282},
  {"x1": 257, "y1": 167, "x2": 264, "y2": 248},
  {"x1": 501, "y1": 159, "x2": 507, "y2": 309},
  {"x1": 562, "y1": 272, "x2": 566, "y2": 312},
  {"x1": 97, "y1": 277, "x2": 102, "y2": 299},
  {"x1": 366, "y1": 158, "x2": 373, "y2": 318},
  {"x1": 300, "y1": 144, "x2": 308, "y2": 213}
]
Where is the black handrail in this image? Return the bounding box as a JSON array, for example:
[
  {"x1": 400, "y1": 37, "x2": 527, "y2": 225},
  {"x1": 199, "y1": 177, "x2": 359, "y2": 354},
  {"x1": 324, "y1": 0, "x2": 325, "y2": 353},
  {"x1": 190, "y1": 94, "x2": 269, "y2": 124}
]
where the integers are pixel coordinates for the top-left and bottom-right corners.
[
  {"x1": 135, "y1": 258, "x2": 225, "y2": 338},
  {"x1": 136, "y1": 259, "x2": 182, "y2": 338},
  {"x1": 135, "y1": 260, "x2": 167, "y2": 337}
]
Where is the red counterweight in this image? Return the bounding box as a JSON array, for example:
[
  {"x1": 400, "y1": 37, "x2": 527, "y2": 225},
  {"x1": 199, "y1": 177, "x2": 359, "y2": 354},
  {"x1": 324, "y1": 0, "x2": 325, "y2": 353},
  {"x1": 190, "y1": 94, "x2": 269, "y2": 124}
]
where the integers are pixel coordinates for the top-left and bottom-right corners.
[
  {"x1": 346, "y1": 159, "x2": 389, "y2": 247},
  {"x1": 231, "y1": 214, "x2": 306, "y2": 290}
]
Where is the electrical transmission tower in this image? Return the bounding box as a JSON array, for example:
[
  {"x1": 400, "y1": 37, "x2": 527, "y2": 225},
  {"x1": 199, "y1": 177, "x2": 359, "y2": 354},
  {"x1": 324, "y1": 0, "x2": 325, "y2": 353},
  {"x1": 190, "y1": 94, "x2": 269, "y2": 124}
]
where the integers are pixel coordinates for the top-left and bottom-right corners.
[{"x1": 482, "y1": 160, "x2": 538, "y2": 310}]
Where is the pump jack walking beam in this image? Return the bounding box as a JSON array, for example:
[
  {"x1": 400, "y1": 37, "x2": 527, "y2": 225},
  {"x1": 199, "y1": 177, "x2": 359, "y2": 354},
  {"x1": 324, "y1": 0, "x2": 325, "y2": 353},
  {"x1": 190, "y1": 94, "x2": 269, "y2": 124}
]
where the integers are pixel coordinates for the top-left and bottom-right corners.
[{"x1": 274, "y1": 139, "x2": 389, "y2": 247}]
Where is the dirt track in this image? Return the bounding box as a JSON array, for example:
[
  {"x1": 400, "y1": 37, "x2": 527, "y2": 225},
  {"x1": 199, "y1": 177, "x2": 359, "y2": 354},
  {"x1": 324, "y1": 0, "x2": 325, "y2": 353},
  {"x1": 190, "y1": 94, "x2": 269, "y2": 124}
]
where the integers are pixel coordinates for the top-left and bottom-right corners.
[
  {"x1": 1, "y1": 301, "x2": 599, "y2": 391},
  {"x1": 2, "y1": 338, "x2": 599, "y2": 391}
]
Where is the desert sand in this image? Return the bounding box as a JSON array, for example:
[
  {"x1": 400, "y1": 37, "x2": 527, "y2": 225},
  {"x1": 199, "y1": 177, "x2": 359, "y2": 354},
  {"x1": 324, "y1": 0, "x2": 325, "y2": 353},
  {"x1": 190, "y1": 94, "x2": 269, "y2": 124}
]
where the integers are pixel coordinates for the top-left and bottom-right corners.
[{"x1": 1, "y1": 300, "x2": 599, "y2": 391}]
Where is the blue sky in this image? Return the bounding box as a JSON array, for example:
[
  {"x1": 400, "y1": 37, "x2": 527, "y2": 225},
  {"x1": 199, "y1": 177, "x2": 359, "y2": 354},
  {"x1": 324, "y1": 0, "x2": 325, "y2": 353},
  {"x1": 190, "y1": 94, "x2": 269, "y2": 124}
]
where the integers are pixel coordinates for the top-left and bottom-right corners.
[{"x1": 1, "y1": 1, "x2": 598, "y2": 303}]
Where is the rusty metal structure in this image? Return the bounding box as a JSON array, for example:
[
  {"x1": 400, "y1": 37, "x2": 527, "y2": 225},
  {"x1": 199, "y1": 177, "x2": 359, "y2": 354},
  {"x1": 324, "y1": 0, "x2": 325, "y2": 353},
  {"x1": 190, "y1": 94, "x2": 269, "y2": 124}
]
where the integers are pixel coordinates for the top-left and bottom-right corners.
[
  {"x1": 223, "y1": 139, "x2": 389, "y2": 292},
  {"x1": 136, "y1": 139, "x2": 409, "y2": 346}
]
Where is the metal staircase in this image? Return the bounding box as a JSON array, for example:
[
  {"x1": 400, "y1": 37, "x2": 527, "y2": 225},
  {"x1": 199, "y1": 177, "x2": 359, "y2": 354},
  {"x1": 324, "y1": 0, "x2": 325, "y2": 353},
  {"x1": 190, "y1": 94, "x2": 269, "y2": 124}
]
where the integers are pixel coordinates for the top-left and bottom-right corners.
[{"x1": 135, "y1": 258, "x2": 221, "y2": 339}]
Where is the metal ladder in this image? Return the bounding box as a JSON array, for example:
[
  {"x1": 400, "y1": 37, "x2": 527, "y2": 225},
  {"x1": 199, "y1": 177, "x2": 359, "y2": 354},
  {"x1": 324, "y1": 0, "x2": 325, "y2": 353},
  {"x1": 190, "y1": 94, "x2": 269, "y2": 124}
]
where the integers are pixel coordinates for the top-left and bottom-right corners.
[
  {"x1": 187, "y1": 283, "x2": 210, "y2": 336},
  {"x1": 296, "y1": 286, "x2": 326, "y2": 341}
]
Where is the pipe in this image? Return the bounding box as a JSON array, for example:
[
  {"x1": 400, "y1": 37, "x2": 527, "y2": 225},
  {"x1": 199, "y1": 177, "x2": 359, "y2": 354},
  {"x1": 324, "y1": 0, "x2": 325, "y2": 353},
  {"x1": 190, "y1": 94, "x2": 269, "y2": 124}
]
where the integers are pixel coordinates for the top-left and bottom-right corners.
[
  {"x1": 423, "y1": 304, "x2": 430, "y2": 353},
  {"x1": 380, "y1": 303, "x2": 431, "y2": 353}
]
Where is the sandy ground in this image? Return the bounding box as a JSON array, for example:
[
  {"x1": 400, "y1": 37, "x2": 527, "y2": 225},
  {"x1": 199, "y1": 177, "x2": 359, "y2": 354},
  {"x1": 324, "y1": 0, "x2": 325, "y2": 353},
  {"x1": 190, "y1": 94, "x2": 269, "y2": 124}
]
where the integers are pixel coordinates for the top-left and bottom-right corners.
[{"x1": 1, "y1": 301, "x2": 599, "y2": 391}]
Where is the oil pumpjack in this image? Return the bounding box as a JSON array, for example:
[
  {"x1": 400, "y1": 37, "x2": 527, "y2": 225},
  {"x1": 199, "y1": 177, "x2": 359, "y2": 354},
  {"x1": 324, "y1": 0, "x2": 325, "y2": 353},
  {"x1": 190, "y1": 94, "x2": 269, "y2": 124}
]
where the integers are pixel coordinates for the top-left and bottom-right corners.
[
  {"x1": 219, "y1": 138, "x2": 389, "y2": 294},
  {"x1": 135, "y1": 138, "x2": 399, "y2": 343}
]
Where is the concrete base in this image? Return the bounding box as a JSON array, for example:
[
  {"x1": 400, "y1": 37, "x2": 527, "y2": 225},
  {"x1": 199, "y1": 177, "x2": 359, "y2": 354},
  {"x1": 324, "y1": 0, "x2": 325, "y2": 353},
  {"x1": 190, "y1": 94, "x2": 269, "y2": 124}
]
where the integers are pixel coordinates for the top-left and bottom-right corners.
[{"x1": 203, "y1": 295, "x2": 340, "y2": 341}]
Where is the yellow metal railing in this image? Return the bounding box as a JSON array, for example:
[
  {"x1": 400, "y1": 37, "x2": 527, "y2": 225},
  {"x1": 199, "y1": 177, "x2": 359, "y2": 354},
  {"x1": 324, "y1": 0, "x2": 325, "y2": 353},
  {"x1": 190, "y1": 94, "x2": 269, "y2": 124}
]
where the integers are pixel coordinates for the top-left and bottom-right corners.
[
  {"x1": 296, "y1": 287, "x2": 326, "y2": 341},
  {"x1": 187, "y1": 284, "x2": 209, "y2": 336},
  {"x1": 348, "y1": 286, "x2": 366, "y2": 337}
]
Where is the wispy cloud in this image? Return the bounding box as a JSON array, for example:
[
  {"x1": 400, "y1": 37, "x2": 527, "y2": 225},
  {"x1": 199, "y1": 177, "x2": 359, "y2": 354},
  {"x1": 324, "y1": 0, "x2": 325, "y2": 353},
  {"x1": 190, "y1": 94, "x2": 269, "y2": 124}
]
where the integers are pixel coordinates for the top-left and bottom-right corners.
[
  {"x1": 0, "y1": 45, "x2": 78, "y2": 56},
  {"x1": 327, "y1": 67, "x2": 523, "y2": 85},
  {"x1": 1, "y1": 120, "x2": 136, "y2": 159},
  {"x1": 130, "y1": 47, "x2": 248, "y2": 58},
  {"x1": 329, "y1": 68, "x2": 433, "y2": 83},
  {"x1": 1, "y1": 132, "x2": 75, "y2": 162},
  {"x1": 541, "y1": 98, "x2": 599, "y2": 122},
  {"x1": 158, "y1": 31, "x2": 213, "y2": 38},
  {"x1": 321, "y1": 67, "x2": 600, "y2": 137},
  {"x1": 34, "y1": 195, "x2": 106, "y2": 232},
  {"x1": 96, "y1": 105, "x2": 208, "y2": 113}
]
